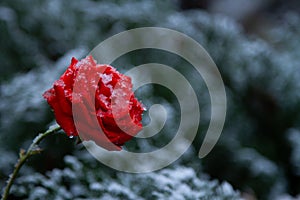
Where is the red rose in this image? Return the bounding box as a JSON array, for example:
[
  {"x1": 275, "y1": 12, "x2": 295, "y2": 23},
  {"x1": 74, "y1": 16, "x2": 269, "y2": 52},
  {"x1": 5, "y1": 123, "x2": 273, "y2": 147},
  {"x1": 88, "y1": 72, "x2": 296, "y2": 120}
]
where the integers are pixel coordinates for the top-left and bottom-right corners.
[{"x1": 43, "y1": 55, "x2": 144, "y2": 150}]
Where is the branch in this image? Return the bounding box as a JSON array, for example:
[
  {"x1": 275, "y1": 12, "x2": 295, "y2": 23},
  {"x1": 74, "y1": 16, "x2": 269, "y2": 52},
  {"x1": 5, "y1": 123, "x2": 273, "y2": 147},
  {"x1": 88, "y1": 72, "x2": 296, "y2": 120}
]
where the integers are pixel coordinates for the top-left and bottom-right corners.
[{"x1": 1, "y1": 124, "x2": 61, "y2": 200}]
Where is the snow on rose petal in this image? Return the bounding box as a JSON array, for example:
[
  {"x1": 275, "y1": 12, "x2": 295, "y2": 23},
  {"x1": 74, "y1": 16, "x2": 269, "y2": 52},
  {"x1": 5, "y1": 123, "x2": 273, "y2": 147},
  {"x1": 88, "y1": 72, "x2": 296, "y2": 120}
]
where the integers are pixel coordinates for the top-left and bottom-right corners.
[{"x1": 43, "y1": 55, "x2": 144, "y2": 150}]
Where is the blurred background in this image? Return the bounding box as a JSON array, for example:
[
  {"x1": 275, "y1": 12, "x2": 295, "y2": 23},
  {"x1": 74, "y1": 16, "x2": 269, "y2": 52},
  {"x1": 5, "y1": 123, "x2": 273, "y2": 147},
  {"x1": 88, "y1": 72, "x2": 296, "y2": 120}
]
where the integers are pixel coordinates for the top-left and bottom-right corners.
[{"x1": 1, "y1": 0, "x2": 300, "y2": 199}]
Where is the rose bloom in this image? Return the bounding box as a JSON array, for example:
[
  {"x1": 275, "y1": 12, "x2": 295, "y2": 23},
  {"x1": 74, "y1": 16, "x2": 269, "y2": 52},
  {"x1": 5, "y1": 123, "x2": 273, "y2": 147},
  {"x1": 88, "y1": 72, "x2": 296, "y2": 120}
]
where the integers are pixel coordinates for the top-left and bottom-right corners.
[{"x1": 43, "y1": 55, "x2": 144, "y2": 150}]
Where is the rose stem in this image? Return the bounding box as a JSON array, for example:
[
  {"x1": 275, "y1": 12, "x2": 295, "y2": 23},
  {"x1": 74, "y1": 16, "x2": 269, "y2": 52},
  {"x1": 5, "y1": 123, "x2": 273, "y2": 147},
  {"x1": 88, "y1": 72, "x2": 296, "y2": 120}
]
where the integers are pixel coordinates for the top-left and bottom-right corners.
[{"x1": 1, "y1": 125, "x2": 62, "y2": 200}]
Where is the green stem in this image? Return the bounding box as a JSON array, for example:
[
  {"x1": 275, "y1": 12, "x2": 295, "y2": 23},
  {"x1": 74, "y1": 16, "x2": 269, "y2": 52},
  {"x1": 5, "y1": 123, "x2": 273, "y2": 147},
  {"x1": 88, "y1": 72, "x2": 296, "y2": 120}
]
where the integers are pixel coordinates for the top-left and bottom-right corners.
[{"x1": 1, "y1": 125, "x2": 61, "y2": 200}]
